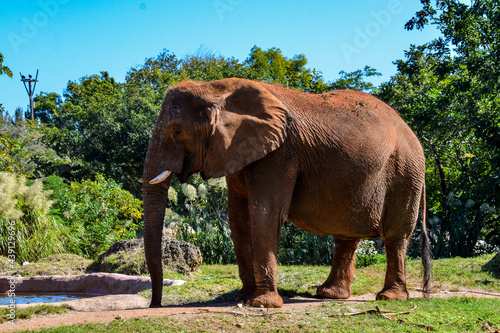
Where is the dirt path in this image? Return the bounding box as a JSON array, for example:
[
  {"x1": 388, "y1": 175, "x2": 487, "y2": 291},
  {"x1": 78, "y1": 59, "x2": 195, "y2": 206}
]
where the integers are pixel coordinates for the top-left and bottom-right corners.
[{"x1": 2, "y1": 287, "x2": 500, "y2": 332}]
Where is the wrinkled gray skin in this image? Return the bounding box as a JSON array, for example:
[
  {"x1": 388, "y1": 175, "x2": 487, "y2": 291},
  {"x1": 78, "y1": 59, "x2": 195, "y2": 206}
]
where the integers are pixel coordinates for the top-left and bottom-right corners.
[{"x1": 142, "y1": 78, "x2": 432, "y2": 308}]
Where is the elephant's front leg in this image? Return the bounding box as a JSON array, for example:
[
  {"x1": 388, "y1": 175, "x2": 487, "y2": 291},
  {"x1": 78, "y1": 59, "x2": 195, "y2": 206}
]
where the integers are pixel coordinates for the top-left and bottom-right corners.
[
  {"x1": 247, "y1": 202, "x2": 283, "y2": 308},
  {"x1": 227, "y1": 188, "x2": 256, "y2": 303},
  {"x1": 237, "y1": 157, "x2": 298, "y2": 308}
]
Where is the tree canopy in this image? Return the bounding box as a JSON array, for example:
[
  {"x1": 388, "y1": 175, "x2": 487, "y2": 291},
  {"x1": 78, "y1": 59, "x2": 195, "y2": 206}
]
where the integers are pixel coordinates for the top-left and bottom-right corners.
[{"x1": 0, "y1": 53, "x2": 12, "y2": 78}]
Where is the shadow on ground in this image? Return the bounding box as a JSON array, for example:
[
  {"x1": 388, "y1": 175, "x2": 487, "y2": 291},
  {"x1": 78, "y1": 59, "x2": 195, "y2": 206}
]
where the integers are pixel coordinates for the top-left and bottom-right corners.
[{"x1": 482, "y1": 253, "x2": 500, "y2": 279}]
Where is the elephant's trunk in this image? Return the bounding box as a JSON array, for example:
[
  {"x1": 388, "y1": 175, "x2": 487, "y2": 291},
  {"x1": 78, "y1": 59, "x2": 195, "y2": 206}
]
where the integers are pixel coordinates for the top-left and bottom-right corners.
[{"x1": 143, "y1": 180, "x2": 170, "y2": 308}]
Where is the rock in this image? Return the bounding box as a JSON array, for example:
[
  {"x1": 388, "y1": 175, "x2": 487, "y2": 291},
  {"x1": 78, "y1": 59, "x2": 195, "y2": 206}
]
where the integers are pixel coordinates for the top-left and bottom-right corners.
[
  {"x1": 64, "y1": 294, "x2": 151, "y2": 312},
  {"x1": 162, "y1": 239, "x2": 203, "y2": 274},
  {"x1": 88, "y1": 239, "x2": 147, "y2": 275},
  {"x1": 90, "y1": 238, "x2": 202, "y2": 275},
  {"x1": 0, "y1": 273, "x2": 185, "y2": 295}
]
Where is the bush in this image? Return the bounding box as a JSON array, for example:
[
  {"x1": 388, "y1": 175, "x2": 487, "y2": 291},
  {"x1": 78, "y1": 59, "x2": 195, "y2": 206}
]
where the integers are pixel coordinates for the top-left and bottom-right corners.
[
  {"x1": 44, "y1": 174, "x2": 143, "y2": 259},
  {"x1": 354, "y1": 239, "x2": 386, "y2": 268},
  {"x1": 278, "y1": 222, "x2": 334, "y2": 265},
  {"x1": 0, "y1": 172, "x2": 74, "y2": 263},
  {"x1": 173, "y1": 176, "x2": 234, "y2": 264}
]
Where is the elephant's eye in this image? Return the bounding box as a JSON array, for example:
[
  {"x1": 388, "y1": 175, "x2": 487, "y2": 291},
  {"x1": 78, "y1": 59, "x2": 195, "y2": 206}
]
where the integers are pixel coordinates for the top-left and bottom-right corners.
[{"x1": 173, "y1": 128, "x2": 183, "y2": 137}]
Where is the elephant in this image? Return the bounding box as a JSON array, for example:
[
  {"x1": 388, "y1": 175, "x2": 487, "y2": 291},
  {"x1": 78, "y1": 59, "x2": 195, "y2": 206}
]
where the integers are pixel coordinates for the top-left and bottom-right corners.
[{"x1": 142, "y1": 77, "x2": 432, "y2": 308}]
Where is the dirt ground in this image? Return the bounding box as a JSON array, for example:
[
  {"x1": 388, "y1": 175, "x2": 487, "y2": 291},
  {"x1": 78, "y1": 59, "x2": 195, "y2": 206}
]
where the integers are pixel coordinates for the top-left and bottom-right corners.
[{"x1": 1, "y1": 286, "x2": 499, "y2": 332}]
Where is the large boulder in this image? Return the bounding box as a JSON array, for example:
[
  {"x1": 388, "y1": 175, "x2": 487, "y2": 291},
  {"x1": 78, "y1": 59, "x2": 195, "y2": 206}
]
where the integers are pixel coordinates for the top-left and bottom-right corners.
[
  {"x1": 162, "y1": 239, "x2": 204, "y2": 274},
  {"x1": 90, "y1": 238, "x2": 202, "y2": 275},
  {"x1": 0, "y1": 273, "x2": 185, "y2": 295}
]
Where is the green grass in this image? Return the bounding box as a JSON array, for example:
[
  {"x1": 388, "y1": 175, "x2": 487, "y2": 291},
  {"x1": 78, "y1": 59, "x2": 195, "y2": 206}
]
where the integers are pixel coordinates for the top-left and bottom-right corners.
[
  {"x1": 0, "y1": 305, "x2": 68, "y2": 323},
  {"x1": 21, "y1": 298, "x2": 500, "y2": 332},
  {"x1": 18, "y1": 254, "x2": 93, "y2": 276},
  {"x1": 151, "y1": 254, "x2": 497, "y2": 305},
  {"x1": 403, "y1": 254, "x2": 500, "y2": 293},
  {"x1": 6, "y1": 254, "x2": 500, "y2": 332}
]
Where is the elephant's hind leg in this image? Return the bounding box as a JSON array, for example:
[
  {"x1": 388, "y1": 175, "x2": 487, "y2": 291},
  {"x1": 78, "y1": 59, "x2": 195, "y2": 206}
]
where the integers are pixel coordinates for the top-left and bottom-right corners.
[
  {"x1": 376, "y1": 238, "x2": 410, "y2": 300},
  {"x1": 376, "y1": 181, "x2": 421, "y2": 300},
  {"x1": 317, "y1": 238, "x2": 360, "y2": 299}
]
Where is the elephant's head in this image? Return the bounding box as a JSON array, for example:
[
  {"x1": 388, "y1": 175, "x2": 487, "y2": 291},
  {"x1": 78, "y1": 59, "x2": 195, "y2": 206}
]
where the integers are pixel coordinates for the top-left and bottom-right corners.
[{"x1": 142, "y1": 78, "x2": 289, "y2": 307}]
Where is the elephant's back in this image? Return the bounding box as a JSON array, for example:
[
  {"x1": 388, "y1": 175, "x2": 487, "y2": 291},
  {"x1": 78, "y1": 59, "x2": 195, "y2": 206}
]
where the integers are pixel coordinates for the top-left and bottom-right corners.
[
  {"x1": 260, "y1": 82, "x2": 424, "y2": 175},
  {"x1": 260, "y1": 83, "x2": 412, "y2": 138}
]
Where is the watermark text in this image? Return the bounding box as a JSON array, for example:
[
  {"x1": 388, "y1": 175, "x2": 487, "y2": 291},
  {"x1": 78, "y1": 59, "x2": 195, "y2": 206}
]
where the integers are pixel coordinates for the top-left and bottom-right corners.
[
  {"x1": 340, "y1": 0, "x2": 403, "y2": 63},
  {"x1": 213, "y1": 0, "x2": 243, "y2": 21},
  {"x1": 8, "y1": 0, "x2": 70, "y2": 53},
  {"x1": 5, "y1": 221, "x2": 17, "y2": 325}
]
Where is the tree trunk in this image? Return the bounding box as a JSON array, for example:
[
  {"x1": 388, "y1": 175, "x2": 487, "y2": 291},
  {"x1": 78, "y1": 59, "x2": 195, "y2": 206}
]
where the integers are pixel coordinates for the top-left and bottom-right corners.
[{"x1": 435, "y1": 156, "x2": 449, "y2": 220}]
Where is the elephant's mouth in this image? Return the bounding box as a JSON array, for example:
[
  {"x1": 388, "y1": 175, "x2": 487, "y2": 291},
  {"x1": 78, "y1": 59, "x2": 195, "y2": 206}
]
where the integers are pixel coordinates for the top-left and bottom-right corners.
[
  {"x1": 149, "y1": 154, "x2": 201, "y2": 185},
  {"x1": 178, "y1": 153, "x2": 204, "y2": 183}
]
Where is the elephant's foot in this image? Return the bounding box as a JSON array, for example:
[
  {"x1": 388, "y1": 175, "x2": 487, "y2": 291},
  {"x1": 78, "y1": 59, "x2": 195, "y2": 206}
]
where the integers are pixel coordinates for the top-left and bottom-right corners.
[
  {"x1": 234, "y1": 287, "x2": 256, "y2": 303},
  {"x1": 247, "y1": 291, "x2": 283, "y2": 308},
  {"x1": 149, "y1": 302, "x2": 163, "y2": 308},
  {"x1": 376, "y1": 286, "x2": 409, "y2": 300},
  {"x1": 317, "y1": 283, "x2": 351, "y2": 299}
]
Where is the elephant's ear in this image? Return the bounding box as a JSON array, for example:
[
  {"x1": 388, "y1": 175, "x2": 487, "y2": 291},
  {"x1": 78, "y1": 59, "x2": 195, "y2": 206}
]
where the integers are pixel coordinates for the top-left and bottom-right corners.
[{"x1": 202, "y1": 79, "x2": 290, "y2": 178}]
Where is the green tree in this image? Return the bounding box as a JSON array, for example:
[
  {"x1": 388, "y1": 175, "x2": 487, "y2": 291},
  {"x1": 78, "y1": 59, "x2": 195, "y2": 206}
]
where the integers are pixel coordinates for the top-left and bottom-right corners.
[
  {"x1": 244, "y1": 46, "x2": 329, "y2": 92},
  {"x1": 0, "y1": 104, "x2": 7, "y2": 122},
  {"x1": 330, "y1": 66, "x2": 381, "y2": 92},
  {"x1": 40, "y1": 73, "x2": 131, "y2": 183},
  {"x1": 125, "y1": 49, "x2": 181, "y2": 106},
  {"x1": 180, "y1": 51, "x2": 248, "y2": 82},
  {"x1": 0, "y1": 53, "x2": 12, "y2": 78},
  {"x1": 35, "y1": 70, "x2": 168, "y2": 191},
  {"x1": 13, "y1": 108, "x2": 24, "y2": 124},
  {"x1": 34, "y1": 92, "x2": 63, "y2": 125}
]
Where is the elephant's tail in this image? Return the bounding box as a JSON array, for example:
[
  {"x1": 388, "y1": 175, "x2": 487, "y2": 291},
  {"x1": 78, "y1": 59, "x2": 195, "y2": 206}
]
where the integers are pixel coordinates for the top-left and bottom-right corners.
[{"x1": 420, "y1": 184, "x2": 433, "y2": 299}]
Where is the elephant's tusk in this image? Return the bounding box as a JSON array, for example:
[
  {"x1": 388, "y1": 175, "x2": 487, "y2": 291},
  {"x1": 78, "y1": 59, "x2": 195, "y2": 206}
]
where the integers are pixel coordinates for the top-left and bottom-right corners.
[
  {"x1": 138, "y1": 178, "x2": 143, "y2": 183},
  {"x1": 149, "y1": 170, "x2": 172, "y2": 184}
]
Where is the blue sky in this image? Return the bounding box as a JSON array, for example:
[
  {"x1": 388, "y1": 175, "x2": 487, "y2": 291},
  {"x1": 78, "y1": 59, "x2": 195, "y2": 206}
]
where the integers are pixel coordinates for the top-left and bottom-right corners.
[{"x1": 0, "y1": 0, "x2": 441, "y2": 115}]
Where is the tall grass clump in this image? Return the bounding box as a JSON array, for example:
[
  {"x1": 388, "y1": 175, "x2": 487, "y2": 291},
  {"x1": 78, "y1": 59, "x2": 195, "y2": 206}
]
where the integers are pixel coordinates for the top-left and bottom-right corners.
[
  {"x1": 0, "y1": 172, "x2": 73, "y2": 263},
  {"x1": 172, "y1": 176, "x2": 235, "y2": 264}
]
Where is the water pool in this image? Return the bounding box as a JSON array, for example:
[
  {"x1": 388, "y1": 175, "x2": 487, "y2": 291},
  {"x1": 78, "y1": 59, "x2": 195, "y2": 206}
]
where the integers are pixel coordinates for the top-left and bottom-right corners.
[{"x1": 0, "y1": 293, "x2": 98, "y2": 305}]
